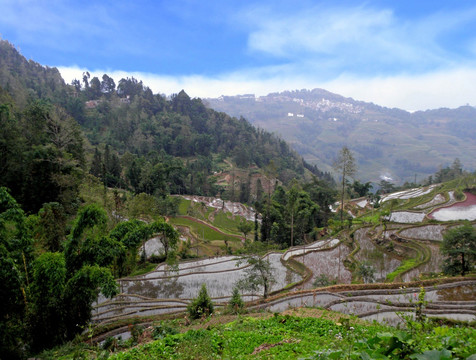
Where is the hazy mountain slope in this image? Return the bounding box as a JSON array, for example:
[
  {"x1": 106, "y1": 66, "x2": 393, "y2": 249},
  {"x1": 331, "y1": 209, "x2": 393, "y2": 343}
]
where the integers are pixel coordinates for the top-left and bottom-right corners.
[{"x1": 205, "y1": 89, "x2": 476, "y2": 184}]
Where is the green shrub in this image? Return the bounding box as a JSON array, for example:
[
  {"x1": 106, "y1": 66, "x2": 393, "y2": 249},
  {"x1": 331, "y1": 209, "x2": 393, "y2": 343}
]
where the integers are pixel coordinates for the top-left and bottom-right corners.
[
  {"x1": 187, "y1": 284, "x2": 214, "y2": 319},
  {"x1": 227, "y1": 287, "x2": 245, "y2": 314},
  {"x1": 130, "y1": 324, "x2": 144, "y2": 344},
  {"x1": 357, "y1": 262, "x2": 376, "y2": 283},
  {"x1": 148, "y1": 254, "x2": 166, "y2": 263},
  {"x1": 313, "y1": 274, "x2": 337, "y2": 288},
  {"x1": 454, "y1": 188, "x2": 465, "y2": 201},
  {"x1": 101, "y1": 336, "x2": 120, "y2": 352},
  {"x1": 153, "y1": 323, "x2": 178, "y2": 340}
]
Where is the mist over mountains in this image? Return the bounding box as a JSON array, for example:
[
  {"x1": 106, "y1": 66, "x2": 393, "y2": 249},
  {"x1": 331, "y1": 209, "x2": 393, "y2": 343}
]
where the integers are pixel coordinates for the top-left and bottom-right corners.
[{"x1": 205, "y1": 89, "x2": 476, "y2": 184}]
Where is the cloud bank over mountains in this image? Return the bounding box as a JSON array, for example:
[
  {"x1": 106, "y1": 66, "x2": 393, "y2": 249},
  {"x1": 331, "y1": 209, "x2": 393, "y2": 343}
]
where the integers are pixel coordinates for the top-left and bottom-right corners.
[{"x1": 3, "y1": 1, "x2": 476, "y2": 111}]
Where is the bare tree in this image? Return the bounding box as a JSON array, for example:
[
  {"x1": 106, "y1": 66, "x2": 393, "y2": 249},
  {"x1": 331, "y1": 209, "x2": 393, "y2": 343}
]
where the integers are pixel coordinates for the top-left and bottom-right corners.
[{"x1": 333, "y1": 147, "x2": 357, "y2": 224}]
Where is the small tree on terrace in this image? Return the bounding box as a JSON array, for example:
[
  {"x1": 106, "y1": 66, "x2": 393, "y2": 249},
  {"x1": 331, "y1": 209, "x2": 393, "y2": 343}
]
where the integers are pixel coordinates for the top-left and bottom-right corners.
[
  {"x1": 237, "y1": 220, "x2": 253, "y2": 242},
  {"x1": 237, "y1": 255, "x2": 276, "y2": 299},
  {"x1": 187, "y1": 284, "x2": 214, "y2": 319},
  {"x1": 227, "y1": 287, "x2": 245, "y2": 314},
  {"x1": 333, "y1": 147, "x2": 357, "y2": 224},
  {"x1": 441, "y1": 223, "x2": 476, "y2": 276},
  {"x1": 149, "y1": 219, "x2": 179, "y2": 259},
  {"x1": 357, "y1": 262, "x2": 376, "y2": 284}
]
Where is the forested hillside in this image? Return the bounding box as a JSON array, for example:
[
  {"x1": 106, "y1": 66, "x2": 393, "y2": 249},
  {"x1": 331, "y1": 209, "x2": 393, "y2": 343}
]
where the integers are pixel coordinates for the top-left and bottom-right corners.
[
  {"x1": 0, "y1": 40, "x2": 337, "y2": 358},
  {"x1": 0, "y1": 40, "x2": 333, "y2": 214}
]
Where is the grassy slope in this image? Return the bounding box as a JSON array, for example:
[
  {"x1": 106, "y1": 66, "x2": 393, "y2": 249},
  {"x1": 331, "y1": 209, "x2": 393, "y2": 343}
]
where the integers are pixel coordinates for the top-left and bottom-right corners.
[
  {"x1": 169, "y1": 217, "x2": 241, "y2": 243},
  {"x1": 46, "y1": 309, "x2": 476, "y2": 359}
]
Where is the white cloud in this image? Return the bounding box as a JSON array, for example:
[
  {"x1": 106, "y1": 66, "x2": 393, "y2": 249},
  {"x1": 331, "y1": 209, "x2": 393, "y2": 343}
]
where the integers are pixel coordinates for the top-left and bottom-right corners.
[
  {"x1": 246, "y1": 6, "x2": 394, "y2": 57},
  {"x1": 58, "y1": 65, "x2": 476, "y2": 111},
  {"x1": 242, "y1": 4, "x2": 476, "y2": 75},
  {"x1": 322, "y1": 68, "x2": 476, "y2": 111},
  {"x1": 54, "y1": 2, "x2": 476, "y2": 111}
]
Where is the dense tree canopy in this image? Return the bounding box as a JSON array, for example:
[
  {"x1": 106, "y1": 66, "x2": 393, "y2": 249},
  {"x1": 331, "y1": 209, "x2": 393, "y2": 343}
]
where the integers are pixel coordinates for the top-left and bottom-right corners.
[
  {"x1": 258, "y1": 181, "x2": 328, "y2": 246},
  {"x1": 441, "y1": 223, "x2": 476, "y2": 276},
  {"x1": 0, "y1": 192, "x2": 120, "y2": 356}
]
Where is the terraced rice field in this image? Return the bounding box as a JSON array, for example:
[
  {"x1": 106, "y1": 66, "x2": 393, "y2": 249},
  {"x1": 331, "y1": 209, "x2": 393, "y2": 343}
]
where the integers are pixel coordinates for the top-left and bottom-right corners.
[
  {"x1": 429, "y1": 192, "x2": 476, "y2": 221},
  {"x1": 119, "y1": 253, "x2": 301, "y2": 300},
  {"x1": 382, "y1": 185, "x2": 436, "y2": 202},
  {"x1": 282, "y1": 239, "x2": 339, "y2": 261},
  {"x1": 389, "y1": 211, "x2": 426, "y2": 223},
  {"x1": 414, "y1": 193, "x2": 446, "y2": 209},
  {"x1": 353, "y1": 228, "x2": 401, "y2": 281},
  {"x1": 94, "y1": 187, "x2": 476, "y2": 327},
  {"x1": 401, "y1": 242, "x2": 445, "y2": 281},
  {"x1": 94, "y1": 250, "x2": 303, "y2": 324},
  {"x1": 398, "y1": 225, "x2": 446, "y2": 241},
  {"x1": 295, "y1": 244, "x2": 352, "y2": 287},
  {"x1": 251, "y1": 280, "x2": 476, "y2": 326}
]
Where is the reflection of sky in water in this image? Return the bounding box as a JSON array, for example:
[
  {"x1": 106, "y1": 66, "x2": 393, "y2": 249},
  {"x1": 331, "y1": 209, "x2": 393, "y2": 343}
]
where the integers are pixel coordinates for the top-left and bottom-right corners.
[
  {"x1": 429, "y1": 193, "x2": 476, "y2": 221},
  {"x1": 431, "y1": 205, "x2": 476, "y2": 221},
  {"x1": 296, "y1": 244, "x2": 352, "y2": 288},
  {"x1": 402, "y1": 243, "x2": 445, "y2": 282},
  {"x1": 354, "y1": 228, "x2": 401, "y2": 281},
  {"x1": 120, "y1": 252, "x2": 301, "y2": 299}
]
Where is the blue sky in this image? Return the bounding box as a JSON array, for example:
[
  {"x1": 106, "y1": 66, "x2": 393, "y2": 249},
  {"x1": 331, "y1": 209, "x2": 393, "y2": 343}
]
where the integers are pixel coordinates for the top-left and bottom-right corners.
[{"x1": 1, "y1": 0, "x2": 476, "y2": 110}]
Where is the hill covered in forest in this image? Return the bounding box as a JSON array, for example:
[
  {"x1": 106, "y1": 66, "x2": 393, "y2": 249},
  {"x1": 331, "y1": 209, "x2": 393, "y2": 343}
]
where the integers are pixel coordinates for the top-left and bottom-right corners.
[
  {"x1": 205, "y1": 89, "x2": 476, "y2": 184},
  {"x1": 0, "y1": 40, "x2": 332, "y2": 214}
]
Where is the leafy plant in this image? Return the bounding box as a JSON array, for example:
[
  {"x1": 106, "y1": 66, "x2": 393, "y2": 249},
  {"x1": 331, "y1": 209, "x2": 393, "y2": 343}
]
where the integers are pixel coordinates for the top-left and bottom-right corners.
[
  {"x1": 357, "y1": 261, "x2": 376, "y2": 283},
  {"x1": 313, "y1": 274, "x2": 337, "y2": 287},
  {"x1": 227, "y1": 287, "x2": 245, "y2": 314},
  {"x1": 187, "y1": 284, "x2": 214, "y2": 319},
  {"x1": 395, "y1": 286, "x2": 430, "y2": 336},
  {"x1": 153, "y1": 322, "x2": 178, "y2": 340}
]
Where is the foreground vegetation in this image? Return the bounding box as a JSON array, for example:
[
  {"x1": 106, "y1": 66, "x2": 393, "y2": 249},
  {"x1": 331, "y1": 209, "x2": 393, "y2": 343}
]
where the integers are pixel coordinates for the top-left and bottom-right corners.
[{"x1": 40, "y1": 309, "x2": 476, "y2": 359}]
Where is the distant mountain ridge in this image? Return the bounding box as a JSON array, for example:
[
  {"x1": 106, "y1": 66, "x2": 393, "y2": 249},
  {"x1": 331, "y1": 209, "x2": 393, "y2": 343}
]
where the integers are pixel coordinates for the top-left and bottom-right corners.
[{"x1": 205, "y1": 89, "x2": 476, "y2": 184}]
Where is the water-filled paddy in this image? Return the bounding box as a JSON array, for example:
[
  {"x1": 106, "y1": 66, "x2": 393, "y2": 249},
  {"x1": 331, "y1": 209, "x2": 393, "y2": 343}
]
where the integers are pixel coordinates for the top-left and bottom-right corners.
[
  {"x1": 119, "y1": 252, "x2": 301, "y2": 300},
  {"x1": 295, "y1": 244, "x2": 352, "y2": 288},
  {"x1": 353, "y1": 228, "x2": 401, "y2": 281},
  {"x1": 429, "y1": 193, "x2": 476, "y2": 221},
  {"x1": 398, "y1": 225, "x2": 446, "y2": 241},
  {"x1": 389, "y1": 211, "x2": 426, "y2": 223}
]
